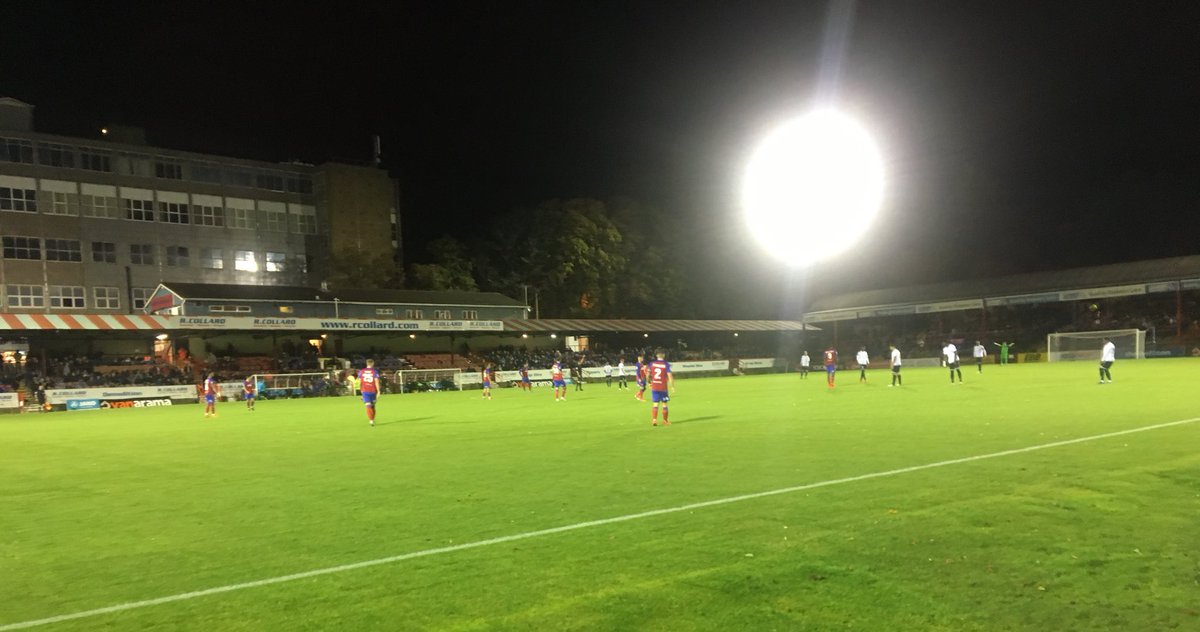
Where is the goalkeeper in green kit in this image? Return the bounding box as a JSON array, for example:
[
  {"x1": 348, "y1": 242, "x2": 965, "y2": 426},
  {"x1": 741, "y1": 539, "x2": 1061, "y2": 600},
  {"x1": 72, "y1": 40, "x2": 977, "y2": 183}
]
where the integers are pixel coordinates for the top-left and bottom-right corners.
[{"x1": 993, "y1": 341, "x2": 1015, "y2": 365}]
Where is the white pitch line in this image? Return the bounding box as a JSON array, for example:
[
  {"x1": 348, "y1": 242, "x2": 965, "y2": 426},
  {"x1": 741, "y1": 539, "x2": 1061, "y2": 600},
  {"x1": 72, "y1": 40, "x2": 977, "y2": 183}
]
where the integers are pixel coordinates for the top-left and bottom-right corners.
[{"x1": 3, "y1": 417, "x2": 1196, "y2": 631}]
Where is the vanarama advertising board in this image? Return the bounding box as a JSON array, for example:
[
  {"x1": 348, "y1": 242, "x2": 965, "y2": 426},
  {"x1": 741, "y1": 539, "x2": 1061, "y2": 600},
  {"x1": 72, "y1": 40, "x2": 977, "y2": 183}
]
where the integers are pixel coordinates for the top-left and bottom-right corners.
[{"x1": 48, "y1": 385, "x2": 199, "y2": 407}]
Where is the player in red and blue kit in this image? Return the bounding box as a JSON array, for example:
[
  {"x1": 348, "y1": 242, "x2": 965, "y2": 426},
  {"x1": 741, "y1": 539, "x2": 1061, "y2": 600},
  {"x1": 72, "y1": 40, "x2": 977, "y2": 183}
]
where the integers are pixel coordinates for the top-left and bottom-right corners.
[
  {"x1": 634, "y1": 353, "x2": 648, "y2": 401},
  {"x1": 519, "y1": 364, "x2": 531, "y2": 391},
  {"x1": 647, "y1": 349, "x2": 675, "y2": 426},
  {"x1": 358, "y1": 359, "x2": 381, "y2": 426},
  {"x1": 243, "y1": 376, "x2": 255, "y2": 411},
  {"x1": 823, "y1": 347, "x2": 838, "y2": 388},
  {"x1": 202, "y1": 372, "x2": 219, "y2": 418},
  {"x1": 551, "y1": 360, "x2": 566, "y2": 401},
  {"x1": 481, "y1": 364, "x2": 494, "y2": 400}
]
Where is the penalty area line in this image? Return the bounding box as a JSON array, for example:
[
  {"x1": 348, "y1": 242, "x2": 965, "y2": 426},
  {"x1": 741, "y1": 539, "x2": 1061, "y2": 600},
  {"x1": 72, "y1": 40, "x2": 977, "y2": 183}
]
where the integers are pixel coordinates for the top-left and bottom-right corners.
[{"x1": 2, "y1": 416, "x2": 1196, "y2": 631}]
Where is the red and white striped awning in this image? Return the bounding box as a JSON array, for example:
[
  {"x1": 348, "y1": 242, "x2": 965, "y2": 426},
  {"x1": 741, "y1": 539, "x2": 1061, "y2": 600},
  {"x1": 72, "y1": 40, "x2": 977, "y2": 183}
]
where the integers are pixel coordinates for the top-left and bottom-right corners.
[{"x1": 0, "y1": 313, "x2": 170, "y2": 331}]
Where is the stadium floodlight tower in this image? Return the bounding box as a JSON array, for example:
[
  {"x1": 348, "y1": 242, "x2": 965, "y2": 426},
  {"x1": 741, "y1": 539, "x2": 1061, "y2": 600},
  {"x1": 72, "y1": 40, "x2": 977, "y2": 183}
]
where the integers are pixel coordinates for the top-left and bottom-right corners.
[{"x1": 742, "y1": 110, "x2": 884, "y2": 264}]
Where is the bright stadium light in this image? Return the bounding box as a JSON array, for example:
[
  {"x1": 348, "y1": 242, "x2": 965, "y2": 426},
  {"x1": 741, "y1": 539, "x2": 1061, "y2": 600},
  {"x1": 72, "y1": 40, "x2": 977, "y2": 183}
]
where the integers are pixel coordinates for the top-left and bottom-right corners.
[{"x1": 742, "y1": 110, "x2": 884, "y2": 264}]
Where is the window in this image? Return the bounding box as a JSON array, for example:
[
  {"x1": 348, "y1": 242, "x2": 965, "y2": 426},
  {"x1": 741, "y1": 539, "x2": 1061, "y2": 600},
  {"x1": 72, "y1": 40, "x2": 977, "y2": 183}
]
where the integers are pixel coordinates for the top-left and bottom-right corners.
[
  {"x1": 279, "y1": 306, "x2": 294, "y2": 314},
  {"x1": 433, "y1": 309, "x2": 452, "y2": 320},
  {"x1": 37, "y1": 143, "x2": 75, "y2": 168},
  {"x1": 1, "y1": 138, "x2": 34, "y2": 163},
  {"x1": 462, "y1": 310, "x2": 479, "y2": 320},
  {"x1": 40, "y1": 191, "x2": 79, "y2": 216},
  {"x1": 45, "y1": 239, "x2": 82, "y2": 262},
  {"x1": 286, "y1": 175, "x2": 313, "y2": 195},
  {"x1": 191, "y1": 162, "x2": 223, "y2": 183},
  {"x1": 2, "y1": 236, "x2": 41, "y2": 260},
  {"x1": 93, "y1": 286, "x2": 120, "y2": 310},
  {"x1": 159, "y1": 201, "x2": 190, "y2": 224},
  {"x1": 291, "y1": 255, "x2": 308, "y2": 273},
  {"x1": 49, "y1": 285, "x2": 86, "y2": 309},
  {"x1": 225, "y1": 168, "x2": 254, "y2": 187},
  {"x1": 0, "y1": 187, "x2": 38, "y2": 212},
  {"x1": 131, "y1": 288, "x2": 152, "y2": 310},
  {"x1": 405, "y1": 309, "x2": 424, "y2": 319},
  {"x1": 166, "y1": 246, "x2": 189, "y2": 267},
  {"x1": 80, "y1": 190, "x2": 120, "y2": 219},
  {"x1": 6, "y1": 285, "x2": 44, "y2": 308},
  {"x1": 154, "y1": 160, "x2": 183, "y2": 179},
  {"x1": 79, "y1": 149, "x2": 112, "y2": 172},
  {"x1": 118, "y1": 153, "x2": 153, "y2": 177},
  {"x1": 226, "y1": 206, "x2": 254, "y2": 229},
  {"x1": 124, "y1": 198, "x2": 155, "y2": 221},
  {"x1": 289, "y1": 204, "x2": 317, "y2": 234},
  {"x1": 92, "y1": 241, "x2": 117, "y2": 263},
  {"x1": 130, "y1": 243, "x2": 156, "y2": 265},
  {"x1": 265, "y1": 251, "x2": 286, "y2": 272},
  {"x1": 208, "y1": 304, "x2": 251, "y2": 313},
  {"x1": 256, "y1": 172, "x2": 285, "y2": 191},
  {"x1": 200, "y1": 248, "x2": 223, "y2": 269},
  {"x1": 375, "y1": 308, "x2": 394, "y2": 316},
  {"x1": 258, "y1": 202, "x2": 287, "y2": 232},
  {"x1": 195, "y1": 204, "x2": 224, "y2": 226},
  {"x1": 234, "y1": 250, "x2": 257, "y2": 272}
]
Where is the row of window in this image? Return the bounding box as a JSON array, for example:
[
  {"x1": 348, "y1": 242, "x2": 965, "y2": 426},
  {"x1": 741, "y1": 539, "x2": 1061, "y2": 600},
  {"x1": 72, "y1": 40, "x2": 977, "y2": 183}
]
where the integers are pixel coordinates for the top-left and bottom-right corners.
[
  {"x1": 3, "y1": 284, "x2": 485, "y2": 319},
  {"x1": 0, "y1": 236, "x2": 305, "y2": 273},
  {"x1": 0, "y1": 186, "x2": 317, "y2": 233},
  {"x1": 6, "y1": 284, "x2": 151, "y2": 310},
  {"x1": 0, "y1": 137, "x2": 313, "y2": 194}
]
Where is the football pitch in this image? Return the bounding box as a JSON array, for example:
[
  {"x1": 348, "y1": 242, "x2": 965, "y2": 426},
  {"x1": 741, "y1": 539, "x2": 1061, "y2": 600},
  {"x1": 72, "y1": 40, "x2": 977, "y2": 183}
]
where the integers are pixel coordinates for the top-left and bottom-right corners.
[{"x1": 2, "y1": 360, "x2": 1197, "y2": 631}]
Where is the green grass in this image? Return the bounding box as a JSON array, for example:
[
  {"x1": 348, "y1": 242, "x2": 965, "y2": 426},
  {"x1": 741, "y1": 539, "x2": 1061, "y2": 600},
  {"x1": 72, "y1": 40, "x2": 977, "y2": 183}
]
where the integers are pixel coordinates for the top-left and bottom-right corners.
[{"x1": 2, "y1": 359, "x2": 1198, "y2": 631}]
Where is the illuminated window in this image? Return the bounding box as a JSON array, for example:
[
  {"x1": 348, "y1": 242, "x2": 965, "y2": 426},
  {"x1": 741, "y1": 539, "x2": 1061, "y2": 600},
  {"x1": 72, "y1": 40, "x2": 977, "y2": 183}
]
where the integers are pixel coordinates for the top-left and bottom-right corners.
[{"x1": 234, "y1": 250, "x2": 257, "y2": 272}]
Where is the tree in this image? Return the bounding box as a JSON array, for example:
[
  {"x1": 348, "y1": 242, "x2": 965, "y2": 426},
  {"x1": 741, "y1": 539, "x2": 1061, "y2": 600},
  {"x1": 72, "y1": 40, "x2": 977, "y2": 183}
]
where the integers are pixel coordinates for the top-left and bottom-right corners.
[
  {"x1": 326, "y1": 249, "x2": 403, "y2": 289},
  {"x1": 483, "y1": 198, "x2": 660, "y2": 318},
  {"x1": 406, "y1": 235, "x2": 477, "y2": 291}
]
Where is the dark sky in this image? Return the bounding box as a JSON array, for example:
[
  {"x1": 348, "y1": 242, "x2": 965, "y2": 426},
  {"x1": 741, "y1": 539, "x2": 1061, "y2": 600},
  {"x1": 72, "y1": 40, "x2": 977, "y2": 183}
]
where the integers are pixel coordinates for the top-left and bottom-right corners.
[{"x1": 4, "y1": 1, "x2": 1199, "y2": 313}]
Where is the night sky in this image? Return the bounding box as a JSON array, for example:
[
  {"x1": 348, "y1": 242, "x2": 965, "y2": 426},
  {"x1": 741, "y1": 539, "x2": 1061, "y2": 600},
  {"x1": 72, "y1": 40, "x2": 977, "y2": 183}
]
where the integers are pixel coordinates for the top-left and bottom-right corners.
[{"x1": 4, "y1": 1, "x2": 1198, "y2": 315}]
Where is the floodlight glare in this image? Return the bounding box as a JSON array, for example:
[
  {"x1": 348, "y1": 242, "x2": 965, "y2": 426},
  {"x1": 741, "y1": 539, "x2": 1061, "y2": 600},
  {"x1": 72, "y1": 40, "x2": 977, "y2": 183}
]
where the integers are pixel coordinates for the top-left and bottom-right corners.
[{"x1": 742, "y1": 110, "x2": 884, "y2": 264}]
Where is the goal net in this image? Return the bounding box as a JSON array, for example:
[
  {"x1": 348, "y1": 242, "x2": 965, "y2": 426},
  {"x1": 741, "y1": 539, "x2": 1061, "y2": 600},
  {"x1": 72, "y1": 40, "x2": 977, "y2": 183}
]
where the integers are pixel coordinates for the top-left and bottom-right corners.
[
  {"x1": 249, "y1": 372, "x2": 340, "y2": 399},
  {"x1": 1046, "y1": 329, "x2": 1145, "y2": 362},
  {"x1": 394, "y1": 368, "x2": 464, "y2": 393}
]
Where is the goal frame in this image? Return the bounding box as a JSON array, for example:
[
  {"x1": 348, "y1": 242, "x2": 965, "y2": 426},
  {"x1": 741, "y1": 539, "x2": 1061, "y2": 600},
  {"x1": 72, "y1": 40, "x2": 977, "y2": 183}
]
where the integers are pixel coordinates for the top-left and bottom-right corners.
[
  {"x1": 394, "y1": 368, "x2": 464, "y2": 393},
  {"x1": 1046, "y1": 328, "x2": 1145, "y2": 362}
]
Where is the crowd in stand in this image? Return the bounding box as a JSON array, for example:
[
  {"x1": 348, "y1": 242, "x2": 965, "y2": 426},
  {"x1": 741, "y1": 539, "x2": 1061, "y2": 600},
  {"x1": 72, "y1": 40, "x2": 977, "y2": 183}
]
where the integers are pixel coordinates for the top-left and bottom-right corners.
[
  {"x1": 464, "y1": 345, "x2": 736, "y2": 372},
  {"x1": 13, "y1": 293, "x2": 1200, "y2": 397},
  {"x1": 822, "y1": 295, "x2": 1200, "y2": 362}
]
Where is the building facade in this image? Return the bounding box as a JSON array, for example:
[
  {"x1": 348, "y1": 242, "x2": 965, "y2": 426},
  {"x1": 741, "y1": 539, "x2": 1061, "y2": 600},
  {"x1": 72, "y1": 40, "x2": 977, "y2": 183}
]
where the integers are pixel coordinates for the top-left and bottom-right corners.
[{"x1": 0, "y1": 97, "x2": 399, "y2": 313}]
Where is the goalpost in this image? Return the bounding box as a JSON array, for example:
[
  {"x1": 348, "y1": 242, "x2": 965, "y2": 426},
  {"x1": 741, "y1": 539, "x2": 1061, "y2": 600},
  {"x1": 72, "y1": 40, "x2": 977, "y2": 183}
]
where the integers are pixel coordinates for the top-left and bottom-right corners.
[
  {"x1": 394, "y1": 368, "x2": 464, "y2": 393},
  {"x1": 1046, "y1": 329, "x2": 1145, "y2": 362},
  {"x1": 249, "y1": 372, "x2": 340, "y2": 399}
]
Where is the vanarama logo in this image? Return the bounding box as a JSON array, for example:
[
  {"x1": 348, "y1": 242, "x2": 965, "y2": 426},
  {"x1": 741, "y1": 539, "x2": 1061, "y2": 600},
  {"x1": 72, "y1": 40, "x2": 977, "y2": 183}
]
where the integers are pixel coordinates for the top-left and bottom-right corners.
[{"x1": 101, "y1": 398, "x2": 174, "y2": 408}]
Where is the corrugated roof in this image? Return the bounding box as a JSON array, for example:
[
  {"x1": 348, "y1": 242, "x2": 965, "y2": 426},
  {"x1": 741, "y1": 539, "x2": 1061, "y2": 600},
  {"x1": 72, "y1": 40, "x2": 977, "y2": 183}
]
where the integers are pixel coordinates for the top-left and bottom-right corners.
[
  {"x1": 158, "y1": 283, "x2": 332, "y2": 302},
  {"x1": 809, "y1": 255, "x2": 1200, "y2": 312},
  {"x1": 333, "y1": 288, "x2": 524, "y2": 307}
]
